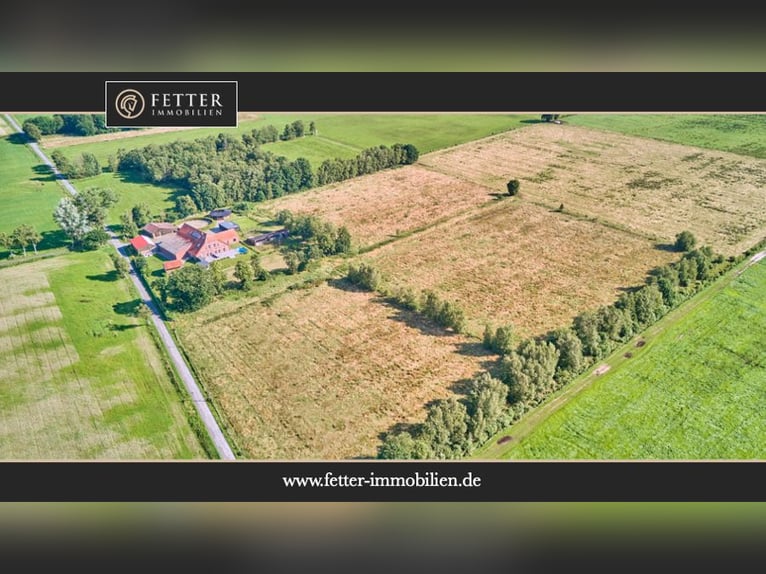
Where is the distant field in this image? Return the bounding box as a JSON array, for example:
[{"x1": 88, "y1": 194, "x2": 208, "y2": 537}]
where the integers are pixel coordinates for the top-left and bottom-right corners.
[
  {"x1": 46, "y1": 113, "x2": 530, "y2": 166},
  {"x1": 174, "y1": 283, "x2": 491, "y2": 459},
  {"x1": 486, "y1": 258, "x2": 766, "y2": 459},
  {"x1": 0, "y1": 117, "x2": 67, "y2": 256},
  {"x1": 367, "y1": 200, "x2": 675, "y2": 337},
  {"x1": 262, "y1": 114, "x2": 533, "y2": 160},
  {"x1": 421, "y1": 124, "x2": 766, "y2": 254},
  {"x1": 567, "y1": 114, "x2": 766, "y2": 159},
  {"x1": 0, "y1": 252, "x2": 205, "y2": 458},
  {"x1": 268, "y1": 165, "x2": 497, "y2": 248}
]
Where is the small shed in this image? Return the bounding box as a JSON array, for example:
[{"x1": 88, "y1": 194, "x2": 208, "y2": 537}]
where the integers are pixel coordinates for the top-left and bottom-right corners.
[
  {"x1": 209, "y1": 209, "x2": 232, "y2": 220},
  {"x1": 217, "y1": 220, "x2": 240, "y2": 232},
  {"x1": 163, "y1": 259, "x2": 184, "y2": 273}
]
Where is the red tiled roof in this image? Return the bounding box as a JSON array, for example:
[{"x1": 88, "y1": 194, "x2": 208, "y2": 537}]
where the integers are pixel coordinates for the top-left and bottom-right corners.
[
  {"x1": 130, "y1": 235, "x2": 154, "y2": 251},
  {"x1": 163, "y1": 260, "x2": 184, "y2": 271}
]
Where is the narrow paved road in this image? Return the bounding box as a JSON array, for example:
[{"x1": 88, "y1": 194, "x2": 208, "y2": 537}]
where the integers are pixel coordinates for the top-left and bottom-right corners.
[{"x1": 3, "y1": 113, "x2": 236, "y2": 460}]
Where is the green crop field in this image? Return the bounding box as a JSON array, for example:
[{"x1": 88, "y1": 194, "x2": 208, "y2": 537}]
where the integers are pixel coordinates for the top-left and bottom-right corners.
[
  {"x1": 44, "y1": 113, "x2": 531, "y2": 166},
  {"x1": 479, "y1": 258, "x2": 766, "y2": 460},
  {"x1": 0, "y1": 251, "x2": 206, "y2": 458},
  {"x1": 567, "y1": 114, "x2": 766, "y2": 159},
  {"x1": 0, "y1": 117, "x2": 68, "y2": 256}
]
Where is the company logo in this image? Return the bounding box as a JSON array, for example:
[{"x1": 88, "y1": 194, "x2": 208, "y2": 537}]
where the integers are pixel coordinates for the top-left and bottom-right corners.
[
  {"x1": 105, "y1": 81, "x2": 238, "y2": 128},
  {"x1": 115, "y1": 89, "x2": 145, "y2": 119}
]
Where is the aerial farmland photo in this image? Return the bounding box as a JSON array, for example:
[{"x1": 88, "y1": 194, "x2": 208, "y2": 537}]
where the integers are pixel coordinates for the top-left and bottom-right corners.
[{"x1": 1, "y1": 112, "x2": 764, "y2": 460}]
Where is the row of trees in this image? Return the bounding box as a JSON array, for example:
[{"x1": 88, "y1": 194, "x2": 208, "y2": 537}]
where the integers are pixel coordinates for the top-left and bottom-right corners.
[
  {"x1": 379, "y1": 234, "x2": 733, "y2": 459},
  {"x1": 50, "y1": 150, "x2": 101, "y2": 179},
  {"x1": 0, "y1": 225, "x2": 42, "y2": 256},
  {"x1": 52, "y1": 188, "x2": 118, "y2": 250},
  {"x1": 345, "y1": 264, "x2": 466, "y2": 333},
  {"x1": 23, "y1": 114, "x2": 118, "y2": 141},
  {"x1": 314, "y1": 144, "x2": 419, "y2": 186},
  {"x1": 116, "y1": 132, "x2": 418, "y2": 214}
]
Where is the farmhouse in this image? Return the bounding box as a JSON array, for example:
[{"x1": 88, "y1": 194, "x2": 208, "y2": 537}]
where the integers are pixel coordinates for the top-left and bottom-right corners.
[
  {"x1": 246, "y1": 229, "x2": 289, "y2": 246},
  {"x1": 129, "y1": 234, "x2": 155, "y2": 256},
  {"x1": 141, "y1": 222, "x2": 177, "y2": 239},
  {"x1": 152, "y1": 222, "x2": 241, "y2": 270}
]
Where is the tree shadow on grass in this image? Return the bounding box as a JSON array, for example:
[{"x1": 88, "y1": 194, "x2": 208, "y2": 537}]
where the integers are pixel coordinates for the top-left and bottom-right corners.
[
  {"x1": 38, "y1": 229, "x2": 69, "y2": 251},
  {"x1": 109, "y1": 323, "x2": 140, "y2": 332},
  {"x1": 31, "y1": 163, "x2": 57, "y2": 182},
  {"x1": 655, "y1": 242, "x2": 680, "y2": 253},
  {"x1": 87, "y1": 270, "x2": 119, "y2": 282},
  {"x1": 113, "y1": 299, "x2": 142, "y2": 316},
  {"x1": 520, "y1": 119, "x2": 545, "y2": 124},
  {"x1": 7, "y1": 133, "x2": 30, "y2": 145}
]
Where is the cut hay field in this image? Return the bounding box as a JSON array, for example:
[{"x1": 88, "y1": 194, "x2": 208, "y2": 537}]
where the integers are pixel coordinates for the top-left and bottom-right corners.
[
  {"x1": 421, "y1": 123, "x2": 766, "y2": 254},
  {"x1": 366, "y1": 200, "x2": 675, "y2": 338},
  {"x1": 174, "y1": 283, "x2": 492, "y2": 459},
  {"x1": 567, "y1": 114, "x2": 766, "y2": 159},
  {"x1": 268, "y1": 165, "x2": 497, "y2": 248},
  {"x1": 484, "y1": 258, "x2": 766, "y2": 459},
  {"x1": 0, "y1": 251, "x2": 205, "y2": 459},
  {"x1": 0, "y1": 117, "x2": 67, "y2": 256}
]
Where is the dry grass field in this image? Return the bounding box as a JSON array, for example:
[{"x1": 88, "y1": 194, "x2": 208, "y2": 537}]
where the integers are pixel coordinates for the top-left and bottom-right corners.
[
  {"x1": 175, "y1": 283, "x2": 492, "y2": 459},
  {"x1": 367, "y1": 200, "x2": 676, "y2": 337},
  {"x1": 268, "y1": 165, "x2": 497, "y2": 248},
  {"x1": 421, "y1": 124, "x2": 766, "y2": 254},
  {"x1": 0, "y1": 253, "x2": 204, "y2": 459}
]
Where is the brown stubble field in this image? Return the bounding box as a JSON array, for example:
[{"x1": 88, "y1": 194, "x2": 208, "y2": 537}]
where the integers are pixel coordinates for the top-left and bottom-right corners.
[
  {"x1": 268, "y1": 165, "x2": 497, "y2": 248},
  {"x1": 367, "y1": 200, "x2": 676, "y2": 338},
  {"x1": 174, "y1": 283, "x2": 492, "y2": 459},
  {"x1": 420, "y1": 124, "x2": 766, "y2": 255}
]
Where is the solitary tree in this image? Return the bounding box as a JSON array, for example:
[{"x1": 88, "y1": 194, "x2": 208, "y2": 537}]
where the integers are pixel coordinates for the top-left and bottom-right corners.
[
  {"x1": 234, "y1": 259, "x2": 255, "y2": 290},
  {"x1": 507, "y1": 179, "x2": 520, "y2": 196},
  {"x1": 53, "y1": 197, "x2": 91, "y2": 248},
  {"x1": 250, "y1": 253, "x2": 268, "y2": 281},
  {"x1": 131, "y1": 203, "x2": 152, "y2": 228},
  {"x1": 674, "y1": 230, "x2": 697, "y2": 252},
  {"x1": 109, "y1": 252, "x2": 130, "y2": 278},
  {"x1": 120, "y1": 212, "x2": 138, "y2": 239},
  {"x1": 165, "y1": 265, "x2": 215, "y2": 311}
]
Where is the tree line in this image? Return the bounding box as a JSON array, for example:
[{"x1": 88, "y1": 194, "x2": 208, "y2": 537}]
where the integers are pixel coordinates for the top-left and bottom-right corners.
[
  {"x1": 345, "y1": 263, "x2": 466, "y2": 333},
  {"x1": 114, "y1": 131, "x2": 418, "y2": 215},
  {"x1": 22, "y1": 114, "x2": 120, "y2": 141},
  {"x1": 377, "y1": 232, "x2": 737, "y2": 459}
]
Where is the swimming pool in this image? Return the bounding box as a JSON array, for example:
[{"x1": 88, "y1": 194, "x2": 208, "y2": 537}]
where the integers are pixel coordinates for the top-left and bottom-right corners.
[{"x1": 237, "y1": 247, "x2": 248, "y2": 254}]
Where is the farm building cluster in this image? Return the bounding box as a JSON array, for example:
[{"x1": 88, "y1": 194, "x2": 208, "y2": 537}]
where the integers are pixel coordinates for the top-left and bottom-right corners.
[{"x1": 128, "y1": 209, "x2": 288, "y2": 272}]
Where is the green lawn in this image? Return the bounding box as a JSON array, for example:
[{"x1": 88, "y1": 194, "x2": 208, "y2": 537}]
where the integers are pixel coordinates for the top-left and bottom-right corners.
[
  {"x1": 567, "y1": 114, "x2": 766, "y2": 159},
  {"x1": 0, "y1": 117, "x2": 68, "y2": 256},
  {"x1": 0, "y1": 250, "x2": 207, "y2": 458},
  {"x1": 480, "y1": 258, "x2": 766, "y2": 459},
  {"x1": 75, "y1": 172, "x2": 180, "y2": 226}
]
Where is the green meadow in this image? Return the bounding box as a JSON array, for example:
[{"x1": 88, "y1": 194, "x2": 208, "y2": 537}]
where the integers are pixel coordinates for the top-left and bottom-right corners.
[
  {"x1": 480, "y1": 259, "x2": 766, "y2": 460},
  {"x1": 0, "y1": 250, "x2": 207, "y2": 458},
  {"x1": 0, "y1": 117, "x2": 67, "y2": 256},
  {"x1": 567, "y1": 114, "x2": 766, "y2": 158}
]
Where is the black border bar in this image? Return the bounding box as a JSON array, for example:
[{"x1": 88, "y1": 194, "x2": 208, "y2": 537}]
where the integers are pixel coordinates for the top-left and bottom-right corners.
[
  {"x1": 3, "y1": 462, "x2": 765, "y2": 502},
  {"x1": 1, "y1": 72, "x2": 765, "y2": 112}
]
